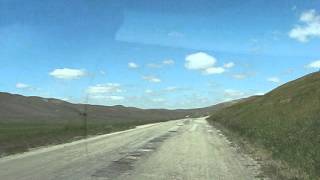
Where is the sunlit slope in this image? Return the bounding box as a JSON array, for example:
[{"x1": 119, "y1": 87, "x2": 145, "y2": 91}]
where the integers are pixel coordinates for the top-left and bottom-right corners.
[{"x1": 208, "y1": 72, "x2": 320, "y2": 177}]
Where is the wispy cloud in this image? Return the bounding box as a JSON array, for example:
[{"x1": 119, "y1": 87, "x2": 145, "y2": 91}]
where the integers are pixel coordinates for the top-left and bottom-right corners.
[
  {"x1": 232, "y1": 74, "x2": 248, "y2": 80},
  {"x1": 164, "y1": 86, "x2": 178, "y2": 92},
  {"x1": 15, "y1": 82, "x2": 42, "y2": 93},
  {"x1": 203, "y1": 67, "x2": 225, "y2": 75},
  {"x1": 152, "y1": 98, "x2": 166, "y2": 103},
  {"x1": 128, "y1": 62, "x2": 139, "y2": 69},
  {"x1": 147, "y1": 59, "x2": 175, "y2": 68},
  {"x1": 267, "y1": 77, "x2": 281, "y2": 83},
  {"x1": 289, "y1": 9, "x2": 320, "y2": 42},
  {"x1": 224, "y1": 62, "x2": 235, "y2": 68},
  {"x1": 87, "y1": 83, "x2": 124, "y2": 103},
  {"x1": 162, "y1": 59, "x2": 175, "y2": 65},
  {"x1": 87, "y1": 83, "x2": 122, "y2": 95},
  {"x1": 90, "y1": 95, "x2": 125, "y2": 101},
  {"x1": 224, "y1": 89, "x2": 246, "y2": 98},
  {"x1": 15, "y1": 83, "x2": 31, "y2": 89},
  {"x1": 306, "y1": 60, "x2": 320, "y2": 68},
  {"x1": 142, "y1": 76, "x2": 161, "y2": 83},
  {"x1": 145, "y1": 89, "x2": 153, "y2": 94},
  {"x1": 49, "y1": 68, "x2": 86, "y2": 80},
  {"x1": 223, "y1": 89, "x2": 258, "y2": 102},
  {"x1": 232, "y1": 71, "x2": 256, "y2": 80}
]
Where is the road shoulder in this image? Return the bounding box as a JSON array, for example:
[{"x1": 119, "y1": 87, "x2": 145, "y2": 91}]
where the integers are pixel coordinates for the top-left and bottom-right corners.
[{"x1": 208, "y1": 121, "x2": 309, "y2": 180}]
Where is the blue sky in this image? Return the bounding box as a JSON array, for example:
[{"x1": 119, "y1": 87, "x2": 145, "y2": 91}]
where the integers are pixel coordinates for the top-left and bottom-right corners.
[{"x1": 1, "y1": 0, "x2": 320, "y2": 109}]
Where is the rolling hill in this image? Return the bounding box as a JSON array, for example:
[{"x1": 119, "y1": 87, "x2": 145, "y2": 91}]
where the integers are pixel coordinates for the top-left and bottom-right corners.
[
  {"x1": 0, "y1": 92, "x2": 189, "y2": 123},
  {"x1": 208, "y1": 72, "x2": 320, "y2": 179}
]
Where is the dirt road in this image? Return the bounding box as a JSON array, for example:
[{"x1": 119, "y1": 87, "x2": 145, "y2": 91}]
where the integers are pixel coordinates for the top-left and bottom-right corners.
[{"x1": 0, "y1": 118, "x2": 263, "y2": 180}]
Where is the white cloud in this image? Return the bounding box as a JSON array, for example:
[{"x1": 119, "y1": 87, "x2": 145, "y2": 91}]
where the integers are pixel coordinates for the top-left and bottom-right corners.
[
  {"x1": 61, "y1": 97, "x2": 70, "y2": 101},
  {"x1": 224, "y1": 62, "x2": 235, "y2": 68},
  {"x1": 223, "y1": 89, "x2": 247, "y2": 102},
  {"x1": 87, "y1": 83, "x2": 122, "y2": 95},
  {"x1": 142, "y1": 76, "x2": 161, "y2": 83},
  {"x1": 224, "y1": 89, "x2": 246, "y2": 98},
  {"x1": 289, "y1": 9, "x2": 320, "y2": 42},
  {"x1": 232, "y1": 74, "x2": 248, "y2": 80},
  {"x1": 163, "y1": 59, "x2": 175, "y2": 65},
  {"x1": 107, "y1": 96, "x2": 125, "y2": 101},
  {"x1": 267, "y1": 77, "x2": 281, "y2": 83},
  {"x1": 185, "y1": 52, "x2": 227, "y2": 75},
  {"x1": 16, "y1": 83, "x2": 30, "y2": 89},
  {"x1": 222, "y1": 89, "x2": 264, "y2": 102},
  {"x1": 165, "y1": 86, "x2": 178, "y2": 92},
  {"x1": 90, "y1": 95, "x2": 124, "y2": 101},
  {"x1": 307, "y1": 60, "x2": 320, "y2": 68},
  {"x1": 147, "y1": 59, "x2": 175, "y2": 69},
  {"x1": 203, "y1": 67, "x2": 225, "y2": 74},
  {"x1": 100, "y1": 70, "x2": 106, "y2": 75},
  {"x1": 128, "y1": 62, "x2": 139, "y2": 69},
  {"x1": 185, "y1": 52, "x2": 216, "y2": 70},
  {"x1": 255, "y1": 92, "x2": 265, "y2": 96},
  {"x1": 145, "y1": 89, "x2": 153, "y2": 94},
  {"x1": 49, "y1": 68, "x2": 86, "y2": 80},
  {"x1": 152, "y1": 98, "x2": 165, "y2": 103},
  {"x1": 223, "y1": 89, "x2": 258, "y2": 102}
]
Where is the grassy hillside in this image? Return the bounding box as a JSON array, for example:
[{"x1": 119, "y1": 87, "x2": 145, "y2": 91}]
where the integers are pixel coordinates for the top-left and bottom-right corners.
[
  {"x1": 0, "y1": 92, "x2": 220, "y2": 156},
  {"x1": 208, "y1": 72, "x2": 320, "y2": 179}
]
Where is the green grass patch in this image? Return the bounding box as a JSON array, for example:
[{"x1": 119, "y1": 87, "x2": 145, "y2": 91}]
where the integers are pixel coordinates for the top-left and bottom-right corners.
[
  {"x1": 0, "y1": 120, "x2": 151, "y2": 156},
  {"x1": 208, "y1": 72, "x2": 320, "y2": 179}
]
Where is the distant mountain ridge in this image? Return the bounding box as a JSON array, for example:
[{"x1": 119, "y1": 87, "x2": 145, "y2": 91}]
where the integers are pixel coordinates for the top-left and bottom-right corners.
[{"x1": 0, "y1": 92, "x2": 230, "y2": 123}]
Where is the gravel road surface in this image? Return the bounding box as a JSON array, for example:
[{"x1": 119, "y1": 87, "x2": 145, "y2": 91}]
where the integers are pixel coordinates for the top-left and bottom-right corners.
[{"x1": 0, "y1": 118, "x2": 263, "y2": 180}]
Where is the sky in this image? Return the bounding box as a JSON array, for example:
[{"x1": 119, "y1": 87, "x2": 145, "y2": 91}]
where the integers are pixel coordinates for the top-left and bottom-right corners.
[{"x1": 0, "y1": 0, "x2": 320, "y2": 109}]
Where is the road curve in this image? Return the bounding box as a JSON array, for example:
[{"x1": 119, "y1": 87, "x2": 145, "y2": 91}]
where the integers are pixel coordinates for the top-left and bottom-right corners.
[{"x1": 0, "y1": 118, "x2": 263, "y2": 180}]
